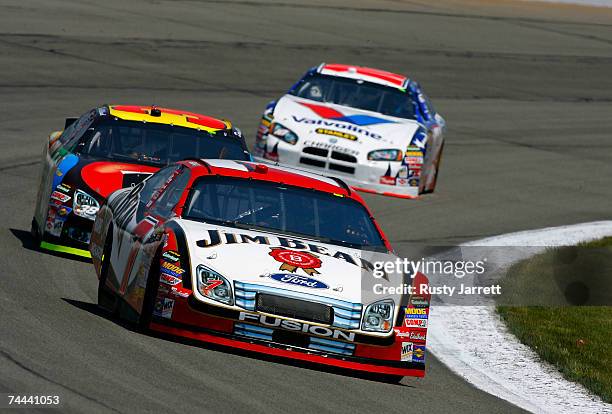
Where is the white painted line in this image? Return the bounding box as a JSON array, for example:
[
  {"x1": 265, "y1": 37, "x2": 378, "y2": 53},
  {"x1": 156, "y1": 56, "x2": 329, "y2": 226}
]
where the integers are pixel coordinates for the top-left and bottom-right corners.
[
  {"x1": 523, "y1": 0, "x2": 612, "y2": 7},
  {"x1": 427, "y1": 221, "x2": 612, "y2": 414}
]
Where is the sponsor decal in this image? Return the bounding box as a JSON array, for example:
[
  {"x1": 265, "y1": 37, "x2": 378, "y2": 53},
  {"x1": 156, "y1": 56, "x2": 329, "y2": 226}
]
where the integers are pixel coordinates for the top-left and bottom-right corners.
[
  {"x1": 297, "y1": 102, "x2": 394, "y2": 129},
  {"x1": 404, "y1": 156, "x2": 423, "y2": 164},
  {"x1": 196, "y1": 230, "x2": 376, "y2": 271},
  {"x1": 292, "y1": 116, "x2": 382, "y2": 139},
  {"x1": 405, "y1": 318, "x2": 428, "y2": 329},
  {"x1": 162, "y1": 250, "x2": 180, "y2": 263},
  {"x1": 405, "y1": 308, "x2": 428, "y2": 315},
  {"x1": 409, "y1": 178, "x2": 419, "y2": 187},
  {"x1": 263, "y1": 141, "x2": 279, "y2": 162},
  {"x1": 154, "y1": 297, "x2": 175, "y2": 319},
  {"x1": 170, "y1": 287, "x2": 190, "y2": 298},
  {"x1": 379, "y1": 164, "x2": 396, "y2": 186},
  {"x1": 315, "y1": 128, "x2": 358, "y2": 141},
  {"x1": 50, "y1": 191, "x2": 71, "y2": 203},
  {"x1": 239, "y1": 312, "x2": 355, "y2": 342},
  {"x1": 405, "y1": 150, "x2": 423, "y2": 157},
  {"x1": 413, "y1": 344, "x2": 425, "y2": 363},
  {"x1": 380, "y1": 176, "x2": 396, "y2": 185},
  {"x1": 269, "y1": 248, "x2": 321, "y2": 276},
  {"x1": 57, "y1": 206, "x2": 72, "y2": 217},
  {"x1": 269, "y1": 273, "x2": 328, "y2": 289},
  {"x1": 405, "y1": 308, "x2": 428, "y2": 320},
  {"x1": 303, "y1": 140, "x2": 359, "y2": 156},
  {"x1": 394, "y1": 327, "x2": 411, "y2": 338},
  {"x1": 409, "y1": 296, "x2": 429, "y2": 308},
  {"x1": 57, "y1": 183, "x2": 71, "y2": 193},
  {"x1": 161, "y1": 261, "x2": 184, "y2": 275},
  {"x1": 160, "y1": 272, "x2": 182, "y2": 286},
  {"x1": 401, "y1": 342, "x2": 414, "y2": 362},
  {"x1": 409, "y1": 330, "x2": 427, "y2": 343}
]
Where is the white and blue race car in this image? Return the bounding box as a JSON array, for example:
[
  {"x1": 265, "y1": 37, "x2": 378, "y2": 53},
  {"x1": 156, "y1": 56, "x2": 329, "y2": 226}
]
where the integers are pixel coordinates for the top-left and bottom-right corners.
[{"x1": 254, "y1": 63, "x2": 446, "y2": 199}]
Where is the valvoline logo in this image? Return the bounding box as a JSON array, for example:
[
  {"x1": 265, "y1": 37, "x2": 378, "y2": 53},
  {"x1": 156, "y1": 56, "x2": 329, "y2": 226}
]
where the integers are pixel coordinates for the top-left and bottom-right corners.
[
  {"x1": 299, "y1": 102, "x2": 395, "y2": 127},
  {"x1": 270, "y1": 273, "x2": 329, "y2": 289}
]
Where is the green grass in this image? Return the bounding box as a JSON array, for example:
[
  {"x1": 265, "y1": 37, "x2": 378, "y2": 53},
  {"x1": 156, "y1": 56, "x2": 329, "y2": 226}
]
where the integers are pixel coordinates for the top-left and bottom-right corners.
[{"x1": 496, "y1": 237, "x2": 612, "y2": 403}]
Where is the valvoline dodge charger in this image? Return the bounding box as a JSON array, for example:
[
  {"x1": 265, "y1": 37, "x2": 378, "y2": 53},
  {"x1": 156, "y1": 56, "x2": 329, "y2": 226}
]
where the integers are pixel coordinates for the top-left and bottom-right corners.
[
  {"x1": 254, "y1": 63, "x2": 446, "y2": 199},
  {"x1": 32, "y1": 105, "x2": 250, "y2": 257},
  {"x1": 90, "y1": 159, "x2": 431, "y2": 380}
]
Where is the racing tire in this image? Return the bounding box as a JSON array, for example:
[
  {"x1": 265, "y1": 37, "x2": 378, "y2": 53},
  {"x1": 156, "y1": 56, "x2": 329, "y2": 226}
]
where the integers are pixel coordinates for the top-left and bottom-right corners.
[
  {"x1": 137, "y1": 249, "x2": 161, "y2": 330},
  {"x1": 422, "y1": 142, "x2": 444, "y2": 194},
  {"x1": 30, "y1": 217, "x2": 40, "y2": 247},
  {"x1": 97, "y1": 225, "x2": 117, "y2": 313},
  {"x1": 377, "y1": 374, "x2": 404, "y2": 384}
]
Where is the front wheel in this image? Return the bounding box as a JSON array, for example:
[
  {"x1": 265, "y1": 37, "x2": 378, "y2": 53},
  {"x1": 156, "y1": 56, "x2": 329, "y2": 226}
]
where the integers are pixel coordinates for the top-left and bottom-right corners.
[
  {"x1": 97, "y1": 226, "x2": 117, "y2": 313},
  {"x1": 138, "y1": 249, "x2": 161, "y2": 329},
  {"x1": 30, "y1": 217, "x2": 40, "y2": 247},
  {"x1": 422, "y1": 141, "x2": 444, "y2": 194}
]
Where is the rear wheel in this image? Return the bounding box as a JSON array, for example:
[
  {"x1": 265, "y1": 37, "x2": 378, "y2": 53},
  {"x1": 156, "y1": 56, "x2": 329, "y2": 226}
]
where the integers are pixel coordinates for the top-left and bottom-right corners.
[{"x1": 138, "y1": 249, "x2": 161, "y2": 329}]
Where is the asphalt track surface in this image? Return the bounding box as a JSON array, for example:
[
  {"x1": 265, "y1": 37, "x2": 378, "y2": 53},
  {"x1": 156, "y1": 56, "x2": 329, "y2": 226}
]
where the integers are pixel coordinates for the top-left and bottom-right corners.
[{"x1": 1, "y1": 0, "x2": 611, "y2": 413}]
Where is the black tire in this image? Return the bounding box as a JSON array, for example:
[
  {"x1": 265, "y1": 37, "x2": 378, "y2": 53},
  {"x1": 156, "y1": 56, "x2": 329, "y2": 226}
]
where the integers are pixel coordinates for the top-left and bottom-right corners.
[
  {"x1": 138, "y1": 249, "x2": 161, "y2": 329},
  {"x1": 97, "y1": 226, "x2": 117, "y2": 313},
  {"x1": 377, "y1": 374, "x2": 404, "y2": 384},
  {"x1": 30, "y1": 217, "x2": 41, "y2": 243},
  {"x1": 422, "y1": 141, "x2": 444, "y2": 194}
]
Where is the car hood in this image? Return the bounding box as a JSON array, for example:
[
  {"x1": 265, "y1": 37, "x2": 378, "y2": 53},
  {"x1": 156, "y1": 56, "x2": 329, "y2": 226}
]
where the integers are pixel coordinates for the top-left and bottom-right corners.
[
  {"x1": 272, "y1": 95, "x2": 424, "y2": 151},
  {"x1": 79, "y1": 160, "x2": 159, "y2": 198},
  {"x1": 175, "y1": 218, "x2": 404, "y2": 306}
]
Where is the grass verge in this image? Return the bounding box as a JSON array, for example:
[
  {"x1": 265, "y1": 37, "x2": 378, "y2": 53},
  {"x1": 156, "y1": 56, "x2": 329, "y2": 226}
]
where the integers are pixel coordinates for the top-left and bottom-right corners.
[{"x1": 496, "y1": 237, "x2": 612, "y2": 403}]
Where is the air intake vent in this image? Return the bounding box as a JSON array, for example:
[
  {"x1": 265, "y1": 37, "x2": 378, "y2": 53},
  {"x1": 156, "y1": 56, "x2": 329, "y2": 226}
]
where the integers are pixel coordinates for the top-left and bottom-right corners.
[{"x1": 256, "y1": 293, "x2": 333, "y2": 325}]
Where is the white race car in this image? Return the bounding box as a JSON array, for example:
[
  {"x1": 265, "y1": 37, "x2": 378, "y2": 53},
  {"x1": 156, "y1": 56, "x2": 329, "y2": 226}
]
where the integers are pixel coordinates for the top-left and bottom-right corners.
[{"x1": 254, "y1": 63, "x2": 446, "y2": 199}]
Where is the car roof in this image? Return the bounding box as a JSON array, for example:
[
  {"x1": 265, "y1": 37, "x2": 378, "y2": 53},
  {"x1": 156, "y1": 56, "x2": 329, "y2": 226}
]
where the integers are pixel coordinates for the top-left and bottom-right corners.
[
  {"x1": 106, "y1": 105, "x2": 231, "y2": 133},
  {"x1": 317, "y1": 63, "x2": 409, "y2": 89},
  {"x1": 180, "y1": 159, "x2": 364, "y2": 200}
]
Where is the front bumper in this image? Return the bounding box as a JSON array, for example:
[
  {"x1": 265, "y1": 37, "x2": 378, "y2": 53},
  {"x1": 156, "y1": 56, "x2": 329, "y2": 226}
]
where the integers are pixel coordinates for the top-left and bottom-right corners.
[
  {"x1": 41, "y1": 202, "x2": 93, "y2": 258},
  {"x1": 253, "y1": 134, "x2": 421, "y2": 199},
  {"x1": 150, "y1": 293, "x2": 426, "y2": 378}
]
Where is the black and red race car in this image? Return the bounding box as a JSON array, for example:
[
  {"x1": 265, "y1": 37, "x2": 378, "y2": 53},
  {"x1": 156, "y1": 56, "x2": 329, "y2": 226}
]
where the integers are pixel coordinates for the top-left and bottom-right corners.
[
  {"x1": 90, "y1": 159, "x2": 431, "y2": 380},
  {"x1": 32, "y1": 105, "x2": 250, "y2": 258}
]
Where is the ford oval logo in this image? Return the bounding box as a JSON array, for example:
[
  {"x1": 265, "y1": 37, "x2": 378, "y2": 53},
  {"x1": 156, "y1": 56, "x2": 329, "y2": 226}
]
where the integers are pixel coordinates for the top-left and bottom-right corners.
[{"x1": 270, "y1": 273, "x2": 328, "y2": 289}]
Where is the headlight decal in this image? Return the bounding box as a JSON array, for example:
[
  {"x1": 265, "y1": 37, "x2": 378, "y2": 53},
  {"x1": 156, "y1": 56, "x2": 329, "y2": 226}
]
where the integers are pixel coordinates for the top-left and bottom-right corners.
[
  {"x1": 362, "y1": 299, "x2": 394, "y2": 332},
  {"x1": 367, "y1": 149, "x2": 403, "y2": 161},
  {"x1": 270, "y1": 122, "x2": 299, "y2": 145},
  {"x1": 196, "y1": 265, "x2": 234, "y2": 305},
  {"x1": 73, "y1": 189, "x2": 100, "y2": 221}
]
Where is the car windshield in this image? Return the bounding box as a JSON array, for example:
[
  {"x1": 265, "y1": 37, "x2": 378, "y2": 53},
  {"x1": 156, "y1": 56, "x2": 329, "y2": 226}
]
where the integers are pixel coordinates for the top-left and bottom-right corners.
[
  {"x1": 183, "y1": 176, "x2": 386, "y2": 250},
  {"x1": 289, "y1": 73, "x2": 417, "y2": 120},
  {"x1": 79, "y1": 119, "x2": 249, "y2": 166}
]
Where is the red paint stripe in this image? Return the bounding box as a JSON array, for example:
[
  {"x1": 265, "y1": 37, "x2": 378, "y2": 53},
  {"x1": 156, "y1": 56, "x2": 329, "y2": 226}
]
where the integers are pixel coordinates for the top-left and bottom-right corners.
[
  {"x1": 150, "y1": 323, "x2": 424, "y2": 377},
  {"x1": 352, "y1": 186, "x2": 419, "y2": 199},
  {"x1": 323, "y1": 64, "x2": 407, "y2": 87},
  {"x1": 186, "y1": 116, "x2": 227, "y2": 130},
  {"x1": 299, "y1": 102, "x2": 344, "y2": 119}
]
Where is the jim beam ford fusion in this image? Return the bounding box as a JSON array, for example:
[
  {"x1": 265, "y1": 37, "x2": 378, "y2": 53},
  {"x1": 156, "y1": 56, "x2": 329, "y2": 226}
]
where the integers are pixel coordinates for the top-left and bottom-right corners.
[
  {"x1": 90, "y1": 159, "x2": 431, "y2": 379},
  {"x1": 254, "y1": 63, "x2": 446, "y2": 199},
  {"x1": 32, "y1": 105, "x2": 250, "y2": 257}
]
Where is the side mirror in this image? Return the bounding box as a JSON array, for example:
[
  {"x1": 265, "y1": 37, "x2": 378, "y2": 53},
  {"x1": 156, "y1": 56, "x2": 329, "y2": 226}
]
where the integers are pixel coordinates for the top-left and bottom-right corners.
[{"x1": 64, "y1": 117, "x2": 78, "y2": 129}]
